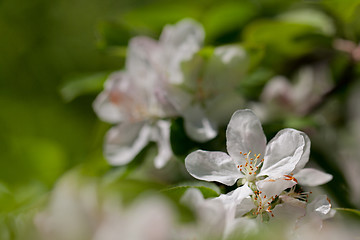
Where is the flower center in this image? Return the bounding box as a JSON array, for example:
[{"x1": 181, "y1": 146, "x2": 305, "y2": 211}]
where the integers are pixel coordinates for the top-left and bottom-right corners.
[
  {"x1": 252, "y1": 191, "x2": 277, "y2": 219},
  {"x1": 236, "y1": 151, "x2": 264, "y2": 182}
]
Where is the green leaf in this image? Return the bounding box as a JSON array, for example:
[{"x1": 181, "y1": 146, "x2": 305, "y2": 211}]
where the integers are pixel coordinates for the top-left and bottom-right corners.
[
  {"x1": 277, "y1": 8, "x2": 335, "y2": 36},
  {"x1": 162, "y1": 185, "x2": 219, "y2": 201},
  {"x1": 335, "y1": 208, "x2": 360, "y2": 216},
  {"x1": 96, "y1": 21, "x2": 133, "y2": 49},
  {"x1": 323, "y1": 0, "x2": 360, "y2": 23},
  {"x1": 202, "y1": 1, "x2": 257, "y2": 42},
  {"x1": 0, "y1": 136, "x2": 66, "y2": 186},
  {"x1": 238, "y1": 67, "x2": 275, "y2": 100},
  {"x1": 60, "y1": 72, "x2": 110, "y2": 102},
  {"x1": 243, "y1": 20, "x2": 329, "y2": 58},
  {"x1": 335, "y1": 208, "x2": 360, "y2": 219},
  {"x1": 121, "y1": 3, "x2": 201, "y2": 35}
]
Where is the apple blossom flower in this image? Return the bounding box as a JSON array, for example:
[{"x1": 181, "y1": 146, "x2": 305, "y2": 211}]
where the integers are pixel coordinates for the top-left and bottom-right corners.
[
  {"x1": 93, "y1": 19, "x2": 204, "y2": 168},
  {"x1": 178, "y1": 45, "x2": 247, "y2": 142},
  {"x1": 185, "y1": 109, "x2": 332, "y2": 186},
  {"x1": 180, "y1": 188, "x2": 228, "y2": 239},
  {"x1": 252, "y1": 64, "x2": 333, "y2": 121},
  {"x1": 35, "y1": 174, "x2": 178, "y2": 240}
]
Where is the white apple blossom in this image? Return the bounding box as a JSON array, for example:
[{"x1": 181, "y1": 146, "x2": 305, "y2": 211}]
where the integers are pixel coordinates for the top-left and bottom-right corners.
[
  {"x1": 35, "y1": 173, "x2": 178, "y2": 240},
  {"x1": 180, "y1": 188, "x2": 228, "y2": 240},
  {"x1": 252, "y1": 64, "x2": 333, "y2": 121},
  {"x1": 178, "y1": 45, "x2": 247, "y2": 142},
  {"x1": 185, "y1": 109, "x2": 332, "y2": 186},
  {"x1": 93, "y1": 19, "x2": 204, "y2": 168}
]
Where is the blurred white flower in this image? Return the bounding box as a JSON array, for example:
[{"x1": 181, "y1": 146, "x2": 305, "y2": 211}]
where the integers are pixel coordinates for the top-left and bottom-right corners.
[
  {"x1": 180, "y1": 188, "x2": 228, "y2": 240},
  {"x1": 185, "y1": 109, "x2": 331, "y2": 186},
  {"x1": 35, "y1": 174, "x2": 178, "y2": 240},
  {"x1": 179, "y1": 45, "x2": 247, "y2": 142},
  {"x1": 93, "y1": 195, "x2": 177, "y2": 240},
  {"x1": 34, "y1": 175, "x2": 103, "y2": 240},
  {"x1": 93, "y1": 19, "x2": 204, "y2": 168},
  {"x1": 252, "y1": 64, "x2": 333, "y2": 121}
]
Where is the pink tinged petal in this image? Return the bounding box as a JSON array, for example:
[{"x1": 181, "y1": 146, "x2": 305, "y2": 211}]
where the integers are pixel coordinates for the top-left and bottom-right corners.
[
  {"x1": 257, "y1": 178, "x2": 297, "y2": 198},
  {"x1": 293, "y1": 168, "x2": 333, "y2": 186},
  {"x1": 93, "y1": 91, "x2": 121, "y2": 124},
  {"x1": 183, "y1": 104, "x2": 218, "y2": 142},
  {"x1": 151, "y1": 120, "x2": 173, "y2": 169},
  {"x1": 226, "y1": 109, "x2": 267, "y2": 164},
  {"x1": 104, "y1": 122, "x2": 151, "y2": 166},
  {"x1": 293, "y1": 132, "x2": 311, "y2": 172},
  {"x1": 93, "y1": 72, "x2": 130, "y2": 123},
  {"x1": 261, "y1": 128, "x2": 306, "y2": 178},
  {"x1": 185, "y1": 150, "x2": 242, "y2": 186}
]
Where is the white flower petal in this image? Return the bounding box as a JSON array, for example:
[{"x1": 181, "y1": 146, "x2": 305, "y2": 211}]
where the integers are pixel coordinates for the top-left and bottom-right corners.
[
  {"x1": 104, "y1": 122, "x2": 151, "y2": 165},
  {"x1": 257, "y1": 178, "x2": 297, "y2": 198},
  {"x1": 260, "y1": 76, "x2": 292, "y2": 103},
  {"x1": 151, "y1": 120, "x2": 173, "y2": 169},
  {"x1": 160, "y1": 19, "x2": 204, "y2": 84},
  {"x1": 226, "y1": 109, "x2": 267, "y2": 163},
  {"x1": 214, "y1": 45, "x2": 247, "y2": 65},
  {"x1": 126, "y1": 36, "x2": 159, "y2": 81},
  {"x1": 93, "y1": 72, "x2": 130, "y2": 123},
  {"x1": 183, "y1": 104, "x2": 218, "y2": 142},
  {"x1": 261, "y1": 128, "x2": 306, "y2": 178},
  {"x1": 293, "y1": 168, "x2": 333, "y2": 186},
  {"x1": 185, "y1": 150, "x2": 242, "y2": 186},
  {"x1": 217, "y1": 184, "x2": 253, "y2": 205},
  {"x1": 293, "y1": 132, "x2": 311, "y2": 172},
  {"x1": 180, "y1": 188, "x2": 205, "y2": 207},
  {"x1": 160, "y1": 19, "x2": 204, "y2": 50}
]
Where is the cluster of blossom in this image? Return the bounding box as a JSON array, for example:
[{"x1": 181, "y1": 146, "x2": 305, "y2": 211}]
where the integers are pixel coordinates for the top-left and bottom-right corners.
[
  {"x1": 182, "y1": 109, "x2": 334, "y2": 239},
  {"x1": 35, "y1": 172, "x2": 337, "y2": 240},
  {"x1": 93, "y1": 18, "x2": 246, "y2": 168},
  {"x1": 77, "y1": 18, "x2": 341, "y2": 239}
]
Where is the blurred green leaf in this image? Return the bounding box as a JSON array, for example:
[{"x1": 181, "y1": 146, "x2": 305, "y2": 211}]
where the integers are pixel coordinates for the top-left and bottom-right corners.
[
  {"x1": 243, "y1": 20, "x2": 329, "y2": 58},
  {"x1": 335, "y1": 208, "x2": 360, "y2": 218},
  {"x1": 0, "y1": 136, "x2": 66, "y2": 186},
  {"x1": 202, "y1": 1, "x2": 257, "y2": 42},
  {"x1": 96, "y1": 21, "x2": 133, "y2": 49},
  {"x1": 277, "y1": 8, "x2": 335, "y2": 36},
  {"x1": 122, "y1": 2, "x2": 201, "y2": 35},
  {"x1": 323, "y1": 0, "x2": 360, "y2": 23},
  {"x1": 238, "y1": 67, "x2": 275, "y2": 100},
  {"x1": 0, "y1": 183, "x2": 15, "y2": 213},
  {"x1": 60, "y1": 72, "x2": 110, "y2": 102}
]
